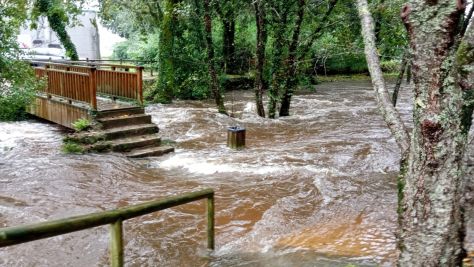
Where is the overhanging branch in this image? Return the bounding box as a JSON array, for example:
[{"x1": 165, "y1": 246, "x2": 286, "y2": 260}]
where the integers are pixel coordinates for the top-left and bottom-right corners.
[{"x1": 356, "y1": 0, "x2": 410, "y2": 153}]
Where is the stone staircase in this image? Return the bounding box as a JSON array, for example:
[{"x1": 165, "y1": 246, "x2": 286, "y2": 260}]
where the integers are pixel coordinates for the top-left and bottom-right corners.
[{"x1": 96, "y1": 107, "x2": 174, "y2": 158}]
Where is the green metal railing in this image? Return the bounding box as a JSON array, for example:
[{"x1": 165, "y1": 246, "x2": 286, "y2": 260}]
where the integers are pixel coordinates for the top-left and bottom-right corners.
[{"x1": 0, "y1": 188, "x2": 215, "y2": 267}]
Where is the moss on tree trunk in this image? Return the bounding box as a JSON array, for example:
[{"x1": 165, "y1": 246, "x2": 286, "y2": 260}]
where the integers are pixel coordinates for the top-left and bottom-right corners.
[
  {"x1": 254, "y1": 0, "x2": 267, "y2": 118},
  {"x1": 357, "y1": 0, "x2": 474, "y2": 265},
  {"x1": 153, "y1": 0, "x2": 176, "y2": 103},
  {"x1": 203, "y1": 0, "x2": 227, "y2": 114}
]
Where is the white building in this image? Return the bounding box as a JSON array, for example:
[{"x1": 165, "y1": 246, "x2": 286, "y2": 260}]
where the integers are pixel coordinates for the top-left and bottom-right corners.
[{"x1": 19, "y1": 10, "x2": 101, "y2": 60}]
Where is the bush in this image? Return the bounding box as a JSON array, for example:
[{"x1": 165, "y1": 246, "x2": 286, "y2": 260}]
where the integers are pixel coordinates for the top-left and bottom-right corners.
[
  {"x1": 111, "y1": 42, "x2": 130, "y2": 60},
  {"x1": 0, "y1": 3, "x2": 40, "y2": 121},
  {"x1": 61, "y1": 141, "x2": 84, "y2": 153},
  {"x1": 0, "y1": 61, "x2": 39, "y2": 121},
  {"x1": 71, "y1": 118, "x2": 91, "y2": 132}
]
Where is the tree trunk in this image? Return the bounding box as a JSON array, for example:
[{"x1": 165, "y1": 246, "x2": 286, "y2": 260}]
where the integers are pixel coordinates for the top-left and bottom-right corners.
[
  {"x1": 254, "y1": 0, "x2": 266, "y2": 118},
  {"x1": 391, "y1": 49, "x2": 409, "y2": 107},
  {"x1": 398, "y1": 1, "x2": 473, "y2": 264},
  {"x1": 357, "y1": 0, "x2": 474, "y2": 265},
  {"x1": 355, "y1": 0, "x2": 410, "y2": 153},
  {"x1": 405, "y1": 61, "x2": 411, "y2": 84},
  {"x1": 461, "y1": 4, "x2": 474, "y2": 37},
  {"x1": 154, "y1": 0, "x2": 176, "y2": 103},
  {"x1": 279, "y1": 0, "x2": 306, "y2": 117},
  {"x1": 268, "y1": 3, "x2": 290, "y2": 119},
  {"x1": 204, "y1": 0, "x2": 227, "y2": 114}
]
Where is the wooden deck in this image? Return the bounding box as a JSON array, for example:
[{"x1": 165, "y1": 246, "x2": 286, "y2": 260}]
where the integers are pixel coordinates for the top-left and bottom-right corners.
[{"x1": 27, "y1": 61, "x2": 143, "y2": 129}]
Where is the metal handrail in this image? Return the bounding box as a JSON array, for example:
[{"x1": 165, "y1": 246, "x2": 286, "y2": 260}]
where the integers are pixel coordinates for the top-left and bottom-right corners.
[{"x1": 0, "y1": 188, "x2": 215, "y2": 267}]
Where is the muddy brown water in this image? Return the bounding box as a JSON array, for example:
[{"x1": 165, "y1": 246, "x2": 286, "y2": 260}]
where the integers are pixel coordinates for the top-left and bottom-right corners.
[{"x1": 0, "y1": 81, "x2": 471, "y2": 266}]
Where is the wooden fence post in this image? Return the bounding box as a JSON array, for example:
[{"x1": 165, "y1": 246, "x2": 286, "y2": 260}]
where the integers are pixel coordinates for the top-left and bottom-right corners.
[
  {"x1": 207, "y1": 194, "x2": 215, "y2": 250},
  {"x1": 89, "y1": 67, "x2": 97, "y2": 110},
  {"x1": 137, "y1": 66, "x2": 144, "y2": 105},
  {"x1": 44, "y1": 64, "x2": 51, "y2": 99},
  {"x1": 110, "y1": 220, "x2": 124, "y2": 267}
]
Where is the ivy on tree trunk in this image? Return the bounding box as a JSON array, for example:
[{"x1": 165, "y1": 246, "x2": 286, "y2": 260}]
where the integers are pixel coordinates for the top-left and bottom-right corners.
[
  {"x1": 279, "y1": 0, "x2": 306, "y2": 117},
  {"x1": 203, "y1": 0, "x2": 227, "y2": 115},
  {"x1": 154, "y1": 0, "x2": 176, "y2": 104},
  {"x1": 34, "y1": 0, "x2": 79, "y2": 60},
  {"x1": 268, "y1": 2, "x2": 290, "y2": 119},
  {"x1": 254, "y1": 0, "x2": 267, "y2": 118}
]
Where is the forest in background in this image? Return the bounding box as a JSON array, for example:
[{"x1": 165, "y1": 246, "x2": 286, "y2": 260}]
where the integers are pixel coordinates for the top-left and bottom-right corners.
[{"x1": 100, "y1": 0, "x2": 407, "y2": 117}]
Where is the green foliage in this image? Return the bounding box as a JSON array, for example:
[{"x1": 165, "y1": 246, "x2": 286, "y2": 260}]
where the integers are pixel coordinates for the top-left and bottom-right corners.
[
  {"x1": 323, "y1": 54, "x2": 368, "y2": 75},
  {"x1": 72, "y1": 118, "x2": 91, "y2": 132},
  {"x1": 380, "y1": 60, "x2": 400, "y2": 73},
  {"x1": 111, "y1": 42, "x2": 130, "y2": 60},
  {"x1": 370, "y1": 0, "x2": 407, "y2": 59},
  {"x1": 99, "y1": 0, "x2": 408, "y2": 109},
  {"x1": 213, "y1": 8, "x2": 256, "y2": 74},
  {"x1": 0, "y1": 0, "x2": 40, "y2": 121},
  {"x1": 61, "y1": 141, "x2": 84, "y2": 154},
  {"x1": 99, "y1": 0, "x2": 158, "y2": 39},
  {"x1": 0, "y1": 71, "x2": 38, "y2": 121},
  {"x1": 109, "y1": 1, "x2": 211, "y2": 102}
]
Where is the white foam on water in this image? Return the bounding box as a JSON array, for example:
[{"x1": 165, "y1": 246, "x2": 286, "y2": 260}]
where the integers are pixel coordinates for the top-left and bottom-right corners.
[
  {"x1": 0, "y1": 122, "x2": 58, "y2": 155},
  {"x1": 243, "y1": 102, "x2": 256, "y2": 113},
  {"x1": 155, "y1": 153, "x2": 287, "y2": 175}
]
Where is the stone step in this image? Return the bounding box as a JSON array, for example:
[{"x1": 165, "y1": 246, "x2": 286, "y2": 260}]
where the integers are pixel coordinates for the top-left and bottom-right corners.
[
  {"x1": 104, "y1": 124, "x2": 159, "y2": 140},
  {"x1": 127, "y1": 146, "x2": 175, "y2": 158},
  {"x1": 98, "y1": 114, "x2": 152, "y2": 129},
  {"x1": 96, "y1": 107, "x2": 145, "y2": 119},
  {"x1": 111, "y1": 134, "x2": 161, "y2": 152}
]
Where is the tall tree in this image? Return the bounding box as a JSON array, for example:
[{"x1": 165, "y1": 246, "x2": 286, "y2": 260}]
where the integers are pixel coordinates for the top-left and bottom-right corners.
[
  {"x1": 155, "y1": 0, "x2": 176, "y2": 103},
  {"x1": 357, "y1": 0, "x2": 474, "y2": 265},
  {"x1": 204, "y1": 0, "x2": 227, "y2": 114},
  {"x1": 279, "y1": 0, "x2": 306, "y2": 117},
  {"x1": 279, "y1": 0, "x2": 339, "y2": 117},
  {"x1": 254, "y1": 0, "x2": 267, "y2": 118},
  {"x1": 267, "y1": 1, "x2": 292, "y2": 119}
]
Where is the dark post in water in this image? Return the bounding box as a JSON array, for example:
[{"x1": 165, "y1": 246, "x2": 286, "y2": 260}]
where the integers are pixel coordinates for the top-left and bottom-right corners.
[{"x1": 227, "y1": 126, "x2": 245, "y2": 149}]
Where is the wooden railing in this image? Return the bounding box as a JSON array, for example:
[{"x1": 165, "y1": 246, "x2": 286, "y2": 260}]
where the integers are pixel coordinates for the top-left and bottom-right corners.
[
  {"x1": 68, "y1": 62, "x2": 144, "y2": 102},
  {"x1": 0, "y1": 189, "x2": 215, "y2": 267},
  {"x1": 96, "y1": 68, "x2": 143, "y2": 101},
  {"x1": 31, "y1": 61, "x2": 144, "y2": 110},
  {"x1": 33, "y1": 63, "x2": 97, "y2": 109}
]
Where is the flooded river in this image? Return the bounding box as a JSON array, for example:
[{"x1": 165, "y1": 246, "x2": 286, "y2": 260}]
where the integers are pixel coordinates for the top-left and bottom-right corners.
[{"x1": 0, "y1": 81, "x2": 471, "y2": 266}]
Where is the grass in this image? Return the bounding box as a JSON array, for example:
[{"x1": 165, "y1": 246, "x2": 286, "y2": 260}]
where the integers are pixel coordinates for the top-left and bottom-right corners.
[{"x1": 316, "y1": 73, "x2": 399, "y2": 83}]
